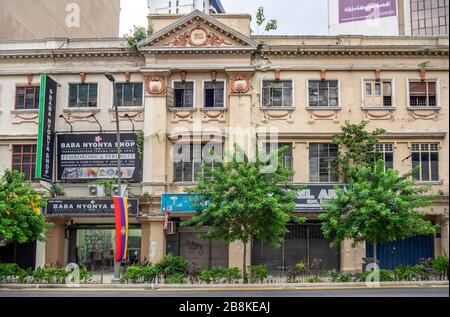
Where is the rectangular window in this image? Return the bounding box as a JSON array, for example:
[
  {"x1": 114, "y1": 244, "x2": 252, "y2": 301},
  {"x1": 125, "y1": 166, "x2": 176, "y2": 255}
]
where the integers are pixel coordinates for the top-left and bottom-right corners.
[
  {"x1": 363, "y1": 80, "x2": 393, "y2": 107},
  {"x1": 409, "y1": 81, "x2": 437, "y2": 107},
  {"x1": 68, "y1": 83, "x2": 98, "y2": 108},
  {"x1": 174, "y1": 81, "x2": 194, "y2": 108},
  {"x1": 308, "y1": 80, "x2": 339, "y2": 108},
  {"x1": 309, "y1": 143, "x2": 339, "y2": 183},
  {"x1": 372, "y1": 143, "x2": 394, "y2": 171},
  {"x1": 204, "y1": 81, "x2": 225, "y2": 108},
  {"x1": 173, "y1": 143, "x2": 223, "y2": 182},
  {"x1": 12, "y1": 145, "x2": 37, "y2": 181},
  {"x1": 264, "y1": 143, "x2": 294, "y2": 180},
  {"x1": 262, "y1": 80, "x2": 293, "y2": 107},
  {"x1": 412, "y1": 143, "x2": 440, "y2": 182},
  {"x1": 15, "y1": 85, "x2": 40, "y2": 110},
  {"x1": 114, "y1": 83, "x2": 143, "y2": 107}
]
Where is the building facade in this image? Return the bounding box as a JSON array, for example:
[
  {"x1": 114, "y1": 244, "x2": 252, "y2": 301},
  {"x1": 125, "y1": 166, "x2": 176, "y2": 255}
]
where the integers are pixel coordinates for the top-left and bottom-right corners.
[
  {"x1": 0, "y1": 11, "x2": 448, "y2": 274},
  {"x1": 0, "y1": 0, "x2": 121, "y2": 40},
  {"x1": 329, "y1": 0, "x2": 449, "y2": 36},
  {"x1": 148, "y1": 0, "x2": 225, "y2": 14}
]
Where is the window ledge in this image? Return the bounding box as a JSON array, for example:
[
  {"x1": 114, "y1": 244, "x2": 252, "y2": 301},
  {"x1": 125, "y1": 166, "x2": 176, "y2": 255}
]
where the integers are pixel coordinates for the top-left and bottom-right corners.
[
  {"x1": 10, "y1": 109, "x2": 39, "y2": 114},
  {"x1": 63, "y1": 108, "x2": 100, "y2": 113},
  {"x1": 108, "y1": 108, "x2": 144, "y2": 113},
  {"x1": 414, "y1": 181, "x2": 444, "y2": 186},
  {"x1": 260, "y1": 107, "x2": 295, "y2": 111},
  {"x1": 362, "y1": 106, "x2": 397, "y2": 111},
  {"x1": 168, "y1": 107, "x2": 197, "y2": 112},
  {"x1": 170, "y1": 182, "x2": 198, "y2": 186},
  {"x1": 200, "y1": 107, "x2": 228, "y2": 111},
  {"x1": 306, "y1": 107, "x2": 341, "y2": 111},
  {"x1": 407, "y1": 107, "x2": 441, "y2": 111}
]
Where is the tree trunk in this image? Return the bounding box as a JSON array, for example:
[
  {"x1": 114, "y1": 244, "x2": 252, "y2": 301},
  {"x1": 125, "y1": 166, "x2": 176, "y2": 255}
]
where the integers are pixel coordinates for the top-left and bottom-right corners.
[
  {"x1": 243, "y1": 242, "x2": 248, "y2": 284},
  {"x1": 373, "y1": 238, "x2": 377, "y2": 269}
]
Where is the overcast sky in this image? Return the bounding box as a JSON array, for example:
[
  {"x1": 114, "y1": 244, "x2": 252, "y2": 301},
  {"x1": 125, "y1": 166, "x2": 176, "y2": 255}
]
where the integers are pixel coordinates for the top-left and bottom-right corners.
[{"x1": 120, "y1": 0, "x2": 329, "y2": 36}]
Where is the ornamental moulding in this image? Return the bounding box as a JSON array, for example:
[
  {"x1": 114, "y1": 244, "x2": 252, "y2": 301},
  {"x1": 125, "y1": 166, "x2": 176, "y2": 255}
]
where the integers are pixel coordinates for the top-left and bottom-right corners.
[
  {"x1": 170, "y1": 26, "x2": 232, "y2": 47},
  {"x1": 145, "y1": 75, "x2": 168, "y2": 96}
]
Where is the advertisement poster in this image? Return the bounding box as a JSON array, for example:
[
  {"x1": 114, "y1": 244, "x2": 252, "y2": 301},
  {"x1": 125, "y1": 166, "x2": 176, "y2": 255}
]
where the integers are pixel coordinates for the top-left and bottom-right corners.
[
  {"x1": 295, "y1": 184, "x2": 347, "y2": 212},
  {"x1": 57, "y1": 133, "x2": 142, "y2": 182},
  {"x1": 339, "y1": 0, "x2": 397, "y2": 23}
]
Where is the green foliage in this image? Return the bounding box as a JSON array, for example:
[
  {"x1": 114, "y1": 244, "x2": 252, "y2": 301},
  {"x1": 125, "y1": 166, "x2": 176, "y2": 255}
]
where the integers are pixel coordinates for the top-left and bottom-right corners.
[
  {"x1": 182, "y1": 144, "x2": 305, "y2": 283},
  {"x1": 331, "y1": 121, "x2": 386, "y2": 182},
  {"x1": 256, "y1": 7, "x2": 278, "y2": 34},
  {"x1": 155, "y1": 254, "x2": 188, "y2": 278},
  {"x1": 432, "y1": 256, "x2": 449, "y2": 274},
  {"x1": 222, "y1": 268, "x2": 242, "y2": 284},
  {"x1": 295, "y1": 262, "x2": 306, "y2": 271},
  {"x1": 248, "y1": 265, "x2": 268, "y2": 284},
  {"x1": 308, "y1": 276, "x2": 322, "y2": 283},
  {"x1": 362, "y1": 269, "x2": 395, "y2": 282},
  {"x1": 136, "y1": 130, "x2": 145, "y2": 159},
  {"x1": 123, "y1": 264, "x2": 143, "y2": 283},
  {"x1": 199, "y1": 268, "x2": 223, "y2": 284},
  {"x1": 166, "y1": 273, "x2": 186, "y2": 284},
  {"x1": 79, "y1": 266, "x2": 92, "y2": 283},
  {"x1": 320, "y1": 160, "x2": 437, "y2": 248},
  {"x1": 124, "y1": 25, "x2": 149, "y2": 49},
  {"x1": 0, "y1": 170, "x2": 51, "y2": 244}
]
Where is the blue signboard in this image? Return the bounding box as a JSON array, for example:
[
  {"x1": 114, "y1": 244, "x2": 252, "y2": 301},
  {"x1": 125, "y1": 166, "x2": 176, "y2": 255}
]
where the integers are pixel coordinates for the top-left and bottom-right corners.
[{"x1": 162, "y1": 194, "x2": 204, "y2": 213}]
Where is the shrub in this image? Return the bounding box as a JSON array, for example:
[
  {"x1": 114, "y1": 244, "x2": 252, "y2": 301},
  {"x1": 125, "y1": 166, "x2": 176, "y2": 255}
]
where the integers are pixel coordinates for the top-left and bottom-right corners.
[
  {"x1": 0, "y1": 263, "x2": 21, "y2": 283},
  {"x1": 248, "y1": 265, "x2": 268, "y2": 284},
  {"x1": 308, "y1": 276, "x2": 322, "y2": 283},
  {"x1": 432, "y1": 256, "x2": 449, "y2": 276},
  {"x1": 362, "y1": 269, "x2": 395, "y2": 282},
  {"x1": 125, "y1": 264, "x2": 143, "y2": 283},
  {"x1": 198, "y1": 268, "x2": 224, "y2": 284},
  {"x1": 166, "y1": 273, "x2": 186, "y2": 284},
  {"x1": 222, "y1": 268, "x2": 241, "y2": 284},
  {"x1": 142, "y1": 264, "x2": 159, "y2": 284},
  {"x1": 79, "y1": 267, "x2": 93, "y2": 284},
  {"x1": 156, "y1": 255, "x2": 188, "y2": 278}
]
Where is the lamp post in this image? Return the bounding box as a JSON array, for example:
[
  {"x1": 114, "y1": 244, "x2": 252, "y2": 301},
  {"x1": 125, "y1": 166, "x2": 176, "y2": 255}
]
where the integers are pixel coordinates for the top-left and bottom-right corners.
[{"x1": 105, "y1": 73, "x2": 122, "y2": 283}]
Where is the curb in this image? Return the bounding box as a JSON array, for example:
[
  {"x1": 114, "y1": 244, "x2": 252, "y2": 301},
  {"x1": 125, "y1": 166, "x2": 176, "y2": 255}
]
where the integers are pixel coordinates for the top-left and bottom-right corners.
[{"x1": 0, "y1": 281, "x2": 448, "y2": 290}]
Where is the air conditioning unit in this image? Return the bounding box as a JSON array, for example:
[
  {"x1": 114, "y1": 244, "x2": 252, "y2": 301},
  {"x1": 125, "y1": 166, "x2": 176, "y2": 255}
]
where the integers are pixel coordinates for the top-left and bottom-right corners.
[
  {"x1": 166, "y1": 221, "x2": 177, "y2": 235},
  {"x1": 88, "y1": 184, "x2": 105, "y2": 197},
  {"x1": 0, "y1": 239, "x2": 6, "y2": 247},
  {"x1": 112, "y1": 185, "x2": 128, "y2": 197}
]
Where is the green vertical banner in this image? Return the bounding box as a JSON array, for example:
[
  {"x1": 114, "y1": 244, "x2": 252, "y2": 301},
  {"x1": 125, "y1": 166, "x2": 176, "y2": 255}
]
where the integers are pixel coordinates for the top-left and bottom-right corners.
[{"x1": 35, "y1": 74, "x2": 58, "y2": 182}]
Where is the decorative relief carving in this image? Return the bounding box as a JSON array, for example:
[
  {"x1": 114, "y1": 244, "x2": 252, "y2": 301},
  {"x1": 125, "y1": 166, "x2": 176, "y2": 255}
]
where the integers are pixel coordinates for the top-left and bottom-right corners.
[
  {"x1": 170, "y1": 26, "x2": 232, "y2": 47},
  {"x1": 308, "y1": 111, "x2": 340, "y2": 124},
  {"x1": 145, "y1": 75, "x2": 167, "y2": 95},
  {"x1": 364, "y1": 110, "x2": 394, "y2": 121},
  {"x1": 169, "y1": 109, "x2": 196, "y2": 123},
  {"x1": 229, "y1": 74, "x2": 252, "y2": 94},
  {"x1": 261, "y1": 109, "x2": 294, "y2": 124},
  {"x1": 201, "y1": 109, "x2": 227, "y2": 123},
  {"x1": 66, "y1": 113, "x2": 98, "y2": 123},
  {"x1": 110, "y1": 111, "x2": 144, "y2": 122},
  {"x1": 12, "y1": 113, "x2": 39, "y2": 124},
  {"x1": 409, "y1": 109, "x2": 439, "y2": 121}
]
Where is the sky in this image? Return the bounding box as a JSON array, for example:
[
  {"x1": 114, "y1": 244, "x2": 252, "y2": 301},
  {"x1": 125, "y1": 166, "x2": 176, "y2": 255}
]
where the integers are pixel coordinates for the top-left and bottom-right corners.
[{"x1": 119, "y1": 0, "x2": 329, "y2": 36}]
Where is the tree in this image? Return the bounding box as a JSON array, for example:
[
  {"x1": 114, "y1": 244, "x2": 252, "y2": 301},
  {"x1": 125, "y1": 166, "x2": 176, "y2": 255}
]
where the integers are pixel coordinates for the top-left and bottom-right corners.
[
  {"x1": 124, "y1": 25, "x2": 152, "y2": 49},
  {"x1": 320, "y1": 161, "x2": 437, "y2": 267},
  {"x1": 0, "y1": 170, "x2": 51, "y2": 262},
  {"x1": 320, "y1": 121, "x2": 437, "y2": 268},
  {"x1": 182, "y1": 145, "x2": 305, "y2": 283},
  {"x1": 256, "y1": 7, "x2": 278, "y2": 35},
  {"x1": 331, "y1": 121, "x2": 386, "y2": 182}
]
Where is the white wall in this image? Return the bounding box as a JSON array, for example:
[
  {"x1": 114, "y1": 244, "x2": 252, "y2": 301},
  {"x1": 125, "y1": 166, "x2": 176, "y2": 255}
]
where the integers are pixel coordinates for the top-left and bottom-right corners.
[{"x1": 328, "y1": 0, "x2": 400, "y2": 36}]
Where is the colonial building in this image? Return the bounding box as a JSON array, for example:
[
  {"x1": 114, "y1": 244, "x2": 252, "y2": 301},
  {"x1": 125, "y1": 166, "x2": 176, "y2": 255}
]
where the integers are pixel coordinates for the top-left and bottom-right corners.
[{"x1": 0, "y1": 11, "x2": 448, "y2": 274}]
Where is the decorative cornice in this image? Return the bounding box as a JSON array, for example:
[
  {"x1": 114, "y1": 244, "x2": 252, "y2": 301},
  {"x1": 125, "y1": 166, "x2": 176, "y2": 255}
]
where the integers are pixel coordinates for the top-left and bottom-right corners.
[{"x1": 257, "y1": 132, "x2": 447, "y2": 140}]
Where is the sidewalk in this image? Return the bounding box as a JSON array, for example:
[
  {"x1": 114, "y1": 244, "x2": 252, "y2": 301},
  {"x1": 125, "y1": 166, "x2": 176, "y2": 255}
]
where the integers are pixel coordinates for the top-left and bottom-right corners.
[{"x1": 0, "y1": 281, "x2": 448, "y2": 290}]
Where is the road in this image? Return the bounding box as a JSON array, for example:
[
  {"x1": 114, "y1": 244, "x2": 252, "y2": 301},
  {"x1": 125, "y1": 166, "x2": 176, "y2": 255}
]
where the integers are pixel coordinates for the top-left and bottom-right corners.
[{"x1": 0, "y1": 286, "x2": 448, "y2": 297}]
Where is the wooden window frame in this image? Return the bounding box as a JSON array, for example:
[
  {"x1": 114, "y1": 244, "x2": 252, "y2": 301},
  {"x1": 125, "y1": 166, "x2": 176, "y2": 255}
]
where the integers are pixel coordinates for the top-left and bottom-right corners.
[{"x1": 15, "y1": 84, "x2": 40, "y2": 110}]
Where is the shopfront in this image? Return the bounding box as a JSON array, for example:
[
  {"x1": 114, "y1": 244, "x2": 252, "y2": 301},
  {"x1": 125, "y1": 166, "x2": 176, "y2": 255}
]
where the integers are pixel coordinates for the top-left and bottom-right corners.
[{"x1": 45, "y1": 198, "x2": 141, "y2": 270}]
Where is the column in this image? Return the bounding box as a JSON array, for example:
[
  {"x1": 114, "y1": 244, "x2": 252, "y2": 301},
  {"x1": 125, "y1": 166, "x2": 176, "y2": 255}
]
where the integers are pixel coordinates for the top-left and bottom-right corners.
[
  {"x1": 148, "y1": 221, "x2": 166, "y2": 263},
  {"x1": 229, "y1": 241, "x2": 251, "y2": 270},
  {"x1": 340, "y1": 239, "x2": 365, "y2": 273},
  {"x1": 143, "y1": 72, "x2": 169, "y2": 195},
  {"x1": 45, "y1": 219, "x2": 68, "y2": 267}
]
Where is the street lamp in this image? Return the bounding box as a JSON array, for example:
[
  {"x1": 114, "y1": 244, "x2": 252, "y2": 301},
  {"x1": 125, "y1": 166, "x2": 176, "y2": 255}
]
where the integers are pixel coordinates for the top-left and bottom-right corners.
[{"x1": 105, "y1": 73, "x2": 122, "y2": 283}]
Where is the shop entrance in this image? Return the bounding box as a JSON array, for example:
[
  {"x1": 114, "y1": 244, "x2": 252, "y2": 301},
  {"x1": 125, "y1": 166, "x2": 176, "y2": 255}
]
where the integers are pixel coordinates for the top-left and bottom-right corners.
[
  {"x1": 252, "y1": 223, "x2": 340, "y2": 274},
  {"x1": 166, "y1": 227, "x2": 229, "y2": 271},
  {"x1": 68, "y1": 226, "x2": 142, "y2": 272}
]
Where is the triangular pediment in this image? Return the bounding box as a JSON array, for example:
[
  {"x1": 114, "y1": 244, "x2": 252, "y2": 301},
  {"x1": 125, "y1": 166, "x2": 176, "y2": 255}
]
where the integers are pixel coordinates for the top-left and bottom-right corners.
[{"x1": 138, "y1": 10, "x2": 258, "y2": 51}]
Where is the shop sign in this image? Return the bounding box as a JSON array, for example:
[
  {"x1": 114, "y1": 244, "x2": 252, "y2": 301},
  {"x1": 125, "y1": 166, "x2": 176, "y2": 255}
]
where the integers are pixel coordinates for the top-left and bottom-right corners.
[
  {"x1": 35, "y1": 74, "x2": 58, "y2": 182},
  {"x1": 161, "y1": 194, "x2": 205, "y2": 213},
  {"x1": 295, "y1": 184, "x2": 347, "y2": 212},
  {"x1": 46, "y1": 198, "x2": 139, "y2": 217},
  {"x1": 56, "y1": 133, "x2": 142, "y2": 182}
]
